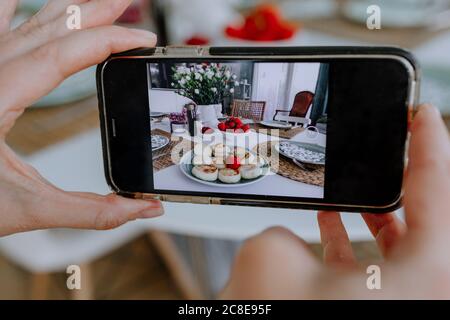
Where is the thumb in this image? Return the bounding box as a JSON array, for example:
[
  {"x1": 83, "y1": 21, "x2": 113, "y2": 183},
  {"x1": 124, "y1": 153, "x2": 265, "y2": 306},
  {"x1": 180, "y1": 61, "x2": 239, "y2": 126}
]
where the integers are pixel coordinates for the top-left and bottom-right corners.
[
  {"x1": 221, "y1": 227, "x2": 320, "y2": 299},
  {"x1": 32, "y1": 190, "x2": 164, "y2": 230},
  {"x1": 403, "y1": 104, "x2": 450, "y2": 236}
]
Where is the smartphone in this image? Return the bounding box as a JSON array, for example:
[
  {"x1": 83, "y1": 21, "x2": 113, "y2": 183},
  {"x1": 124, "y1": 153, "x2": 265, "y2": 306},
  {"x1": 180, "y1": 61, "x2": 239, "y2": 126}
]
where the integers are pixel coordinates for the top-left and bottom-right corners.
[{"x1": 96, "y1": 46, "x2": 420, "y2": 213}]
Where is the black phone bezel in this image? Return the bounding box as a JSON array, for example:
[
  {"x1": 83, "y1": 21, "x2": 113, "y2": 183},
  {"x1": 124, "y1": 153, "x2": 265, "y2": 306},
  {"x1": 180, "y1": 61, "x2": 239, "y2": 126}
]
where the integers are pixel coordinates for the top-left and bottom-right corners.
[{"x1": 96, "y1": 46, "x2": 419, "y2": 213}]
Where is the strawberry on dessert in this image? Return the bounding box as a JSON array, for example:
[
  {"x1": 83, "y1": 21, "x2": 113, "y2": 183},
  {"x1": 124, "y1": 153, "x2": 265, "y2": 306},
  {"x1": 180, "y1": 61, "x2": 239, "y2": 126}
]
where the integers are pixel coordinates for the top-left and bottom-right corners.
[{"x1": 225, "y1": 155, "x2": 241, "y2": 171}]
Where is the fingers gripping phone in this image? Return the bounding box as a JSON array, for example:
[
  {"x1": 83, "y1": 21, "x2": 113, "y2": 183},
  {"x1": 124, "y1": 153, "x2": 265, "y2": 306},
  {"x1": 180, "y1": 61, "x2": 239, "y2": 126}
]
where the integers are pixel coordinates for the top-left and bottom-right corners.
[{"x1": 96, "y1": 46, "x2": 419, "y2": 213}]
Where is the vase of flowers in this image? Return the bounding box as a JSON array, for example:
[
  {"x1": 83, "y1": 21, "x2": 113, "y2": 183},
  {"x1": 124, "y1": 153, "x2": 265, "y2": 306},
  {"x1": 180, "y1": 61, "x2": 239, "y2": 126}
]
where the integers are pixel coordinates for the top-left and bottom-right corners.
[{"x1": 171, "y1": 63, "x2": 238, "y2": 126}]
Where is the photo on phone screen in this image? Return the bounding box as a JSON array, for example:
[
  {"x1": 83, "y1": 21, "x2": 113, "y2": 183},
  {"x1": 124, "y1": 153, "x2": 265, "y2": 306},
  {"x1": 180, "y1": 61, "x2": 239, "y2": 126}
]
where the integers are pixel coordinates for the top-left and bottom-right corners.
[{"x1": 147, "y1": 61, "x2": 329, "y2": 199}]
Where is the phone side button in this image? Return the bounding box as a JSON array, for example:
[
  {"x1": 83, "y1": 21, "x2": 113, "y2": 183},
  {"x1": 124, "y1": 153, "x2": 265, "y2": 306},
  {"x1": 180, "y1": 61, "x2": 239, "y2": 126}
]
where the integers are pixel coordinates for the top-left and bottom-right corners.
[
  {"x1": 111, "y1": 118, "x2": 117, "y2": 137},
  {"x1": 140, "y1": 193, "x2": 163, "y2": 201},
  {"x1": 192, "y1": 196, "x2": 212, "y2": 205},
  {"x1": 163, "y1": 195, "x2": 211, "y2": 204}
]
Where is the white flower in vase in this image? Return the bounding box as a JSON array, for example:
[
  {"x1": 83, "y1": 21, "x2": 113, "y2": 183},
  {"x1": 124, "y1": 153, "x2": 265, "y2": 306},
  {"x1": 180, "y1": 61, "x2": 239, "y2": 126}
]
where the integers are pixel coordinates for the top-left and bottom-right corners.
[
  {"x1": 232, "y1": 74, "x2": 237, "y2": 79},
  {"x1": 194, "y1": 73, "x2": 202, "y2": 80},
  {"x1": 211, "y1": 87, "x2": 218, "y2": 93},
  {"x1": 234, "y1": 81, "x2": 239, "y2": 86},
  {"x1": 194, "y1": 89, "x2": 200, "y2": 94},
  {"x1": 186, "y1": 75, "x2": 191, "y2": 81},
  {"x1": 224, "y1": 70, "x2": 231, "y2": 79},
  {"x1": 229, "y1": 88, "x2": 234, "y2": 94}
]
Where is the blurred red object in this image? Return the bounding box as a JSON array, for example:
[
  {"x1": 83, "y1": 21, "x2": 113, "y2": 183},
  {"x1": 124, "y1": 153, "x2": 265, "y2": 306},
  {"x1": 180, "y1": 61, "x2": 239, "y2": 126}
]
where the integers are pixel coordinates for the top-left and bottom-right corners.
[
  {"x1": 185, "y1": 35, "x2": 210, "y2": 45},
  {"x1": 225, "y1": 5, "x2": 298, "y2": 41},
  {"x1": 118, "y1": 0, "x2": 145, "y2": 24}
]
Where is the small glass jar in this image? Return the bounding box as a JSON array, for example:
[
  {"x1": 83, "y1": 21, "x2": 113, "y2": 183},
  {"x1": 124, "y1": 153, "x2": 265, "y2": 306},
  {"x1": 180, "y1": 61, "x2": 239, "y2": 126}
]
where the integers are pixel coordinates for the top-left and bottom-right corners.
[{"x1": 170, "y1": 121, "x2": 187, "y2": 134}]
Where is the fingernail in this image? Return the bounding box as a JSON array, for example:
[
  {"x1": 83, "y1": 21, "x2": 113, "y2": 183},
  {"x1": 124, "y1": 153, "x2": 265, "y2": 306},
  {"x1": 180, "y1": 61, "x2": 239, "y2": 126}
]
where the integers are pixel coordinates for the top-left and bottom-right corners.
[
  {"x1": 138, "y1": 204, "x2": 164, "y2": 218},
  {"x1": 129, "y1": 28, "x2": 157, "y2": 41}
]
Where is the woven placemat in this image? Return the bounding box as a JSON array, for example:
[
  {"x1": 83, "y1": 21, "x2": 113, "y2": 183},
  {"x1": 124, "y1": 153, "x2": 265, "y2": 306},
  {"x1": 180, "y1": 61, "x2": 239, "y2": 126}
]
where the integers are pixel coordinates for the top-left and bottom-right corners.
[
  {"x1": 152, "y1": 129, "x2": 193, "y2": 172},
  {"x1": 7, "y1": 96, "x2": 99, "y2": 156},
  {"x1": 253, "y1": 123, "x2": 305, "y2": 139},
  {"x1": 253, "y1": 141, "x2": 324, "y2": 187}
]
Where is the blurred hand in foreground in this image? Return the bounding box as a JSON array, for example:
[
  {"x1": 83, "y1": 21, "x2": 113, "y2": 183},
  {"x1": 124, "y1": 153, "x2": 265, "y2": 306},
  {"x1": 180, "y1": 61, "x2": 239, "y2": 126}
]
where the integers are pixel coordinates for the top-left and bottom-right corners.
[
  {"x1": 222, "y1": 104, "x2": 450, "y2": 299},
  {"x1": 0, "y1": 0, "x2": 162, "y2": 236}
]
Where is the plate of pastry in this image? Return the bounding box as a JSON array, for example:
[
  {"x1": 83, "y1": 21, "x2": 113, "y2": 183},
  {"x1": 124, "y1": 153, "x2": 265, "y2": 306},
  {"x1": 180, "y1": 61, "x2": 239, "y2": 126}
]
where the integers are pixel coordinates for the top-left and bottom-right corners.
[
  {"x1": 179, "y1": 143, "x2": 270, "y2": 187},
  {"x1": 259, "y1": 120, "x2": 293, "y2": 129},
  {"x1": 151, "y1": 135, "x2": 170, "y2": 151},
  {"x1": 275, "y1": 141, "x2": 325, "y2": 165}
]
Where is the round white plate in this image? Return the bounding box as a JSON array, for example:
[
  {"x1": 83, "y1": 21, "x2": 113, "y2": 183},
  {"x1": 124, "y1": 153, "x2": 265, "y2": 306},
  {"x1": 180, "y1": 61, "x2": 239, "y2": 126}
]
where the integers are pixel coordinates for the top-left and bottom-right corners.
[
  {"x1": 151, "y1": 135, "x2": 170, "y2": 151},
  {"x1": 260, "y1": 120, "x2": 293, "y2": 129},
  {"x1": 275, "y1": 141, "x2": 326, "y2": 165},
  {"x1": 179, "y1": 151, "x2": 270, "y2": 188}
]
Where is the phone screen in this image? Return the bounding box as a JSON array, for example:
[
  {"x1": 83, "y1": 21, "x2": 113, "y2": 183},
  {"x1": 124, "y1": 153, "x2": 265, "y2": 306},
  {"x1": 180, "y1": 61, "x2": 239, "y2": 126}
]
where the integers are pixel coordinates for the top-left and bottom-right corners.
[{"x1": 147, "y1": 61, "x2": 329, "y2": 199}]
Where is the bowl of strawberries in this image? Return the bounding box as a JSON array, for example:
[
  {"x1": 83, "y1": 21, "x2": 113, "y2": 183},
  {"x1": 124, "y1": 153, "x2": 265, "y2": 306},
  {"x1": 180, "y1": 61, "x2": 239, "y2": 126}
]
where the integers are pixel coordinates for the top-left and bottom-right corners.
[
  {"x1": 217, "y1": 117, "x2": 253, "y2": 145},
  {"x1": 218, "y1": 117, "x2": 251, "y2": 134}
]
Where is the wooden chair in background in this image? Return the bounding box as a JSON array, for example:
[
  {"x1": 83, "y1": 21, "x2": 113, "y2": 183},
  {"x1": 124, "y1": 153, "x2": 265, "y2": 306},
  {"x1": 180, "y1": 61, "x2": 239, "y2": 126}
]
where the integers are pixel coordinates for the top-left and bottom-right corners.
[
  {"x1": 231, "y1": 100, "x2": 266, "y2": 121},
  {"x1": 273, "y1": 91, "x2": 314, "y2": 127}
]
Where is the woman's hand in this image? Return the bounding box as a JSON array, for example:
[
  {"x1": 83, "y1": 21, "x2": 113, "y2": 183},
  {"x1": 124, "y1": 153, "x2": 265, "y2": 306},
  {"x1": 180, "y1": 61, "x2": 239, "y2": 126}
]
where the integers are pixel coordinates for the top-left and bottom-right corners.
[
  {"x1": 0, "y1": 0, "x2": 162, "y2": 237},
  {"x1": 222, "y1": 104, "x2": 450, "y2": 299}
]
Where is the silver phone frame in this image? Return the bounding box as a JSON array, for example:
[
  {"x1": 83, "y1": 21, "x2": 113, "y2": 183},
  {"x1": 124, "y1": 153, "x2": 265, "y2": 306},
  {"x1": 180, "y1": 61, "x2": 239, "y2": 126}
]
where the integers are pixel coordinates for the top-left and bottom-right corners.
[{"x1": 99, "y1": 46, "x2": 420, "y2": 211}]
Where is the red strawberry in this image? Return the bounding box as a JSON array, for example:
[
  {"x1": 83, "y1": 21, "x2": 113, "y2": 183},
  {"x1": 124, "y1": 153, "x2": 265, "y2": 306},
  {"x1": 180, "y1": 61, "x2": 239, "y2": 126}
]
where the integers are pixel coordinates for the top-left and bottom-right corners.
[
  {"x1": 226, "y1": 155, "x2": 241, "y2": 170},
  {"x1": 242, "y1": 124, "x2": 251, "y2": 132},
  {"x1": 202, "y1": 127, "x2": 213, "y2": 134},
  {"x1": 228, "y1": 121, "x2": 236, "y2": 129},
  {"x1": 234, "y1": 118, "x2": 243, "y2": 128},
  {"x1": 218, "y1": 123, "x2": 226, "y2": 131}
]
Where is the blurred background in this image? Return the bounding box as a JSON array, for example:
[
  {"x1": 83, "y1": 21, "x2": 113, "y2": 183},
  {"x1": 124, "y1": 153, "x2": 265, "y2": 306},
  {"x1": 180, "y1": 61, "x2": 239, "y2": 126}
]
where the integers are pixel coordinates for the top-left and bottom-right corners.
[{"x1": 1, "y1": 0, "x2": 450, "y2": 299}]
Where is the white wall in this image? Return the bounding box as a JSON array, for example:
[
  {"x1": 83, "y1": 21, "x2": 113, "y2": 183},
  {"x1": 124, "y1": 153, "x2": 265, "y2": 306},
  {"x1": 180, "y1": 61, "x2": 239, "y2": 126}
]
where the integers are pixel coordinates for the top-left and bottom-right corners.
[
  {"x1": 148, "y1": 89, "x2": 192, "y2": 113},
  {"x1": 252, "y1": 63, "x2": 320, "y2": 120},
  {"x1": 150, "y1": 63, "x2": 320, "y2": 117},
  {"x1": 286, "y1": 63, "x2": 320, "y2": 108},
  {"x1": 251, "y1": 63, "x2": 290, "y2": 120}
]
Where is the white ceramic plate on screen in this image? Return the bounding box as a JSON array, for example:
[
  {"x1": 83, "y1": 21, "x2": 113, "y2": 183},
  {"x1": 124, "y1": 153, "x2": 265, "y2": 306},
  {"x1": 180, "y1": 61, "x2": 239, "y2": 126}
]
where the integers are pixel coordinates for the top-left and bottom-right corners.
[
  {"x1": 151, "y1": 135, "x2": 170, "y2": 151},
  {"x1": 179, "y1": 150, "x2": 270, "y2": 188},
  {"x1": 275, "y1": 141, "x2": 326, "y2": 165},
  {"x1": 260, "y1": 120, "x2": 293, "y2": 129}
]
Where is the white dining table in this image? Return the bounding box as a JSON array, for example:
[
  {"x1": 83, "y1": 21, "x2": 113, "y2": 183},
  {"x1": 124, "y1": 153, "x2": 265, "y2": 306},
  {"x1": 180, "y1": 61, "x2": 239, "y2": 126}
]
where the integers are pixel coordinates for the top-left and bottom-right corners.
[
  {"x1": 152, "y1": 121, "x2": 326, "y2": 198},
  {"x1": 152, "y1": 120, "x2": 326, "y2": 199}
]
